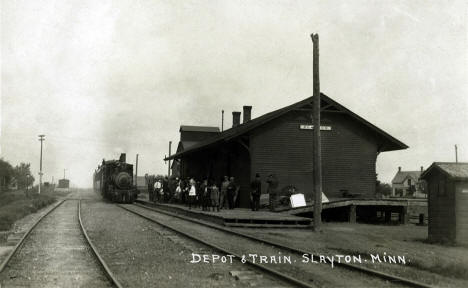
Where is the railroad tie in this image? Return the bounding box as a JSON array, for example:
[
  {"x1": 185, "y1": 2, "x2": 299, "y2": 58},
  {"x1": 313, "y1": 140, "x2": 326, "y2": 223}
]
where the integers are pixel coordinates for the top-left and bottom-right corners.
[
  {"x1": 230, "y1": 270, "x2": 263, "y2": 281},
  {"x1": 6, "y1": 232, "x2": 25, "y2": 245}
]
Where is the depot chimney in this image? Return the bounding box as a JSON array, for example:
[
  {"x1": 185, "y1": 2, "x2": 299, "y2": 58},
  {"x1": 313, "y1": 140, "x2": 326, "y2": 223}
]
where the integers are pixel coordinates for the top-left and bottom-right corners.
[
  {"x1": 421, "y1": 166, "x2": 424, "y2": 173},
  {"x1": 232, "y1": 111, "x2": 241, "y2": 127},
  {"x1": 243, "y1": 106, "x2": 252, "y2": 123},
  {"x1": 120, "y1": 153, "x2": 126, "y2": 163},
  {"x1": 398, "y1": 166, "x2": 401, "y2": 172}
]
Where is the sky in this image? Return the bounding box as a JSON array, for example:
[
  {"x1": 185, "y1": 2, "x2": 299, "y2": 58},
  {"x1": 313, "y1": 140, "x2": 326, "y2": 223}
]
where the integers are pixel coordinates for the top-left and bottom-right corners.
[{"x1": 1, "y1": 0, "x2": 467, "y2": 188}]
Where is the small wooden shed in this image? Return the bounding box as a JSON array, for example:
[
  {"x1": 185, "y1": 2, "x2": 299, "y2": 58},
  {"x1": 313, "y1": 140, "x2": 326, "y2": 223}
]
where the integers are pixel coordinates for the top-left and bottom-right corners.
[
  {"x1": 421, "y1": 162, "x2": 468, "y2": 244},
  {"x1": 57, "y1": 178, "x2": 70, "y2": 189}
]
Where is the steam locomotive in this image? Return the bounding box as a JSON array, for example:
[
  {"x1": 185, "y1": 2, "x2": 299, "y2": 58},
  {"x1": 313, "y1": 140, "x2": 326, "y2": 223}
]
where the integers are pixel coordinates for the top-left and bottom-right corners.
[{"x1": 93, "y1": 153, "x2": 138, "y2": 203}]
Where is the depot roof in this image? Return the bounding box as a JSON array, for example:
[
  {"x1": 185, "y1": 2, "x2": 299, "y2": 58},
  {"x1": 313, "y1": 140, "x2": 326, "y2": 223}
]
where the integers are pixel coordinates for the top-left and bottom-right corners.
[{"x1": 165, "y1": 93, "x2": 408, "y2": 160}]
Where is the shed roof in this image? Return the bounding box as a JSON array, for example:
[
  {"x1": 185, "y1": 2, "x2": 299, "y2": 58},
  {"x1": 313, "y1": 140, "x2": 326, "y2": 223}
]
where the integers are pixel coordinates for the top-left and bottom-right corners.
[
  {"x1": 166, "y1": 93, "x2": 408, "y2": 160},
  {"x1": 421, "y1": 162, "x2": 468, "y2": 181},
  {"x1": 392, "y1": 171, "x2": 422, "y2": 184},
  {"x1": 176, "y1": 141, "x2": 199, "y2": 153},
  {"x1": 179, "y1": 125, "x2": 220, "y2": 133}
]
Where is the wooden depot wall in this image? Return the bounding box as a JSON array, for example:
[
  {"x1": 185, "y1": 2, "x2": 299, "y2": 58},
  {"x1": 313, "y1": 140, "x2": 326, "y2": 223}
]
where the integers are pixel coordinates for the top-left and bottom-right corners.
[
  {"x1": 249, "y1": 110, "x2": 379, "y2": 201},
  {"x1": 179, "y1": 109, "x2": 384, "y2": 207}
]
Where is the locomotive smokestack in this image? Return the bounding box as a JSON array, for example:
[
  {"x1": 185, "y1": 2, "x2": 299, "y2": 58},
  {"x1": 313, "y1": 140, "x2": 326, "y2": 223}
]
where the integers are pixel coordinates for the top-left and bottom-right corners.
[{"x1": 119, "y1": 153, "x2": 126, "y2": 163}]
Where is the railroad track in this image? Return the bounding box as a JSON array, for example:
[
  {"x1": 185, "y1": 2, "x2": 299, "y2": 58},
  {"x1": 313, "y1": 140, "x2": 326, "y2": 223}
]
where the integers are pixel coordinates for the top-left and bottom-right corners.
[
  {"x1": 0, "y1": 199, "x2": 122, "y2": 288},
  {"x1": 121, "y1": 202, "x2": 428, "y2": 288},
  {"x1": 118, "y1": 204, "x2": 314, "y2": 288},
  {"x1": 130, "y1": 201, "x2": 436, "y2": 288}
]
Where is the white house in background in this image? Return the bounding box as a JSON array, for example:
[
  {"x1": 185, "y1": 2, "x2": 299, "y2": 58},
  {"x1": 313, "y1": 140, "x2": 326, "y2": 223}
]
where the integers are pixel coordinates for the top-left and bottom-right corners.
[{"x1": 391, "y1": 166, "x2": 427, "y2": 198}]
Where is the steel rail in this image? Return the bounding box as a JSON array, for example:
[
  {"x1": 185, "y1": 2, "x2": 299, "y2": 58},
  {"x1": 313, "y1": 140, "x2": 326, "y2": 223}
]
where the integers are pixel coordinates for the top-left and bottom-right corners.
[
  {"x1": 0, "y1": 199, "x2": 66, "y2": 273},
  {"x1": 78, "y1": 200, "x2": 124, "y2": 288},
  {"x1": 133, "y1": 201, "x2": 435, "y2": 288},
  {"x1": 117, "y1": 204, "x2": 317, "y2": 288}
]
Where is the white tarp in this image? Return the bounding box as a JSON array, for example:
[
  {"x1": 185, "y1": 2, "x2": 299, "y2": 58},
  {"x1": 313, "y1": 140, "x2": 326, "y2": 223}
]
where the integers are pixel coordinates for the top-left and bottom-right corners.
[
  {"x1": 322, "y1": 192, "x2": 330, "y2": 203},
  {"x1": 290, "y1": 193, "x2": 306, "y2": 208},
  {"x1": 290, "y1": 192, "x2": 329, "y2": 208}
]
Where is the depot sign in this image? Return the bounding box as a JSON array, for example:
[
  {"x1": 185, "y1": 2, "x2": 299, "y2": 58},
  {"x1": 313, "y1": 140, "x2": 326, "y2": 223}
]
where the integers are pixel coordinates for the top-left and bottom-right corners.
[{"x1": 299, "y1": 124, "x2": 332, "y2": 131}]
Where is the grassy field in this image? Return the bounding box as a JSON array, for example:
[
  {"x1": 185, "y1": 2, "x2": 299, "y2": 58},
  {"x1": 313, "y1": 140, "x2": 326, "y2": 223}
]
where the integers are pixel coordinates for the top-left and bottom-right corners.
[{"x1": 0, "y1": 188, "x2": 61, "y2": 231}]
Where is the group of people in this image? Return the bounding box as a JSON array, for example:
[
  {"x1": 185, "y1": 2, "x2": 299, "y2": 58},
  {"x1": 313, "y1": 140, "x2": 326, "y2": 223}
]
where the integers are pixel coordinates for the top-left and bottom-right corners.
[
  {"x1": 148, "y1": 176, "x2": 241, "y2": 211},
  {"x1": 147, "y1": 173, "x2": 279, "y2": 212}
]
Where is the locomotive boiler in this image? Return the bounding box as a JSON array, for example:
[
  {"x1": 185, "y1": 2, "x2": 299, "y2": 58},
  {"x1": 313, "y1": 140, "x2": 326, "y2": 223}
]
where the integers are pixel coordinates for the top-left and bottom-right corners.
[{"x1": 93, "y1": 153, "x2": 138, "y2": 203}]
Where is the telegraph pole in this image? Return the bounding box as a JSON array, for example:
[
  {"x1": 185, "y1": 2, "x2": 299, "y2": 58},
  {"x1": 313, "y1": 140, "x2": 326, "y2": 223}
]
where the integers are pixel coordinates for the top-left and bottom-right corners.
[
  {"x1": 311, "y1": 33, "x2": 322, "y2": 231},
  {"x1": 168, "y1": 141, "x2": 172, "y2": 177},
  {"x1": 63, "y1": 169, "x2": 67, "y2": 179},
  {"x1": 222, "y1": 110, "x2": 224, "y2": 132},
  {"x1": 38, "y1": 135, "x2": 45, "y2": 194},
  {"x1": 455, "y1": 145, "x2": 458, "y2": 163},
  {"x1": 135, "y1": 154, "x2": 139, "y2": 186}
]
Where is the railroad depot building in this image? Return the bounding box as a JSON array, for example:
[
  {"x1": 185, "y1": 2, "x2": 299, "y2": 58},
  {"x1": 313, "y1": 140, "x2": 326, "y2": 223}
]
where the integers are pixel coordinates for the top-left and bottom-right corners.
[
  {"x1": 421, "y1": 162, "x2": 468, "y2": 244},
  {"x1": 166, "y1": 94, "x2": 408, "y2": 208}
]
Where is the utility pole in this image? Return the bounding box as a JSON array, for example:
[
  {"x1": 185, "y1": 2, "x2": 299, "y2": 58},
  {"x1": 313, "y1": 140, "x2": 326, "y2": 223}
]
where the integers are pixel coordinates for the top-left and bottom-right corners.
[
  {"x1": 222, "y1": 110, "x2": 224, "y2": 132},
  {"x1": 38, "y1": 135, "x2": 45, "y2": 194},
  {"x1": 455, "y1": 144, "x2": 458, "y2": 163},
  {"x1": 168, "y1": 141, "x2": 172, "y2": 177},
  {"x1": 135, "y1": 154, "x2": 139, "y2": 186},
  {"x1": 63, "y1": 169, "x2": 67, "y2": 179},
  {"x1": 311, "y1": 33, "x2": 322, "y2": 231}
]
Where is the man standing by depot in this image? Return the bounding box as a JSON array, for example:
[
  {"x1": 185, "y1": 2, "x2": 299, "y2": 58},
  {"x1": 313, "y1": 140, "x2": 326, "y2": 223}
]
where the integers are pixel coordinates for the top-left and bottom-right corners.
[
  {"x1": 227, "y1": 177, "x2": 237, "y2": 209},
  {"x1": 250, "y1": 173, "x2": 261, "y2": 211},
  {"x1": 267, "y1": 174, "x2": 279, "y2": 211},
  {"x1": 219, "y1": 176, "x2": 229, "y2": 210}
]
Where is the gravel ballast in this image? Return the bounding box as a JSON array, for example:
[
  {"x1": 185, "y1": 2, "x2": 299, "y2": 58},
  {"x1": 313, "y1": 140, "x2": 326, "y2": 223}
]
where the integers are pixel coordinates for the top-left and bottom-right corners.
[
  {"x1": 81, "y1": 200, "x2": 288, "y2": 287},
  {"x1": 0, "y1": 200, "x2": 112, "y2": 288},
  {"x1": 122, "y1": 204, "x2": 404, "y2": 288}
]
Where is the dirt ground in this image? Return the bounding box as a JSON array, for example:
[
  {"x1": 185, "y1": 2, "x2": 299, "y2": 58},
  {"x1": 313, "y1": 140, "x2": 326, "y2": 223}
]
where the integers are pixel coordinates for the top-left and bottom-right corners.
[{"x1": 234, "y1": 222, "x2": 468, "y2": 286}]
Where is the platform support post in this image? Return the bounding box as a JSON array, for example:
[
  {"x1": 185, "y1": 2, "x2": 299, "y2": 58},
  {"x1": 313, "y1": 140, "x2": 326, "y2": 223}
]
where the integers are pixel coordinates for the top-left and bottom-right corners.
[
  {"x1": 384, "y1": 209, "x2": 391, "y2": 223},
  {"x1": 399, "y1": 206, "x2": 408, "y2": 224},
  {"x1": 419, "y1": 213, "x2": 425, "y2": 225},
  {"x1": 349, "y1": 205, "x2": 356, "y2": 223}
]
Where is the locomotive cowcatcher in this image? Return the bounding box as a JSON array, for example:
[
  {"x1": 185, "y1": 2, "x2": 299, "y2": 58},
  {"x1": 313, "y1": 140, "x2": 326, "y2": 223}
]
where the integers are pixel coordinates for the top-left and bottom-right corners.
[{"x1": 93, "y1": 153, "x2": 138, "y2": 203}]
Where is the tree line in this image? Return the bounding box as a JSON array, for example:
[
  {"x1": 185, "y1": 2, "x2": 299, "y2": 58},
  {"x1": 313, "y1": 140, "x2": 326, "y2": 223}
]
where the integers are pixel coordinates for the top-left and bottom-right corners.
[{"x1": 0, "y1": 158, "x2": 35, "y2": 192}]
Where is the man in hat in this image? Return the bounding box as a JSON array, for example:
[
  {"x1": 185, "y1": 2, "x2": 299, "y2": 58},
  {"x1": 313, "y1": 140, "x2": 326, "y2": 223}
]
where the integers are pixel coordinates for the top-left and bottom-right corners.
[
  {"x1": 219, "y1": 176, "x2": 229, "y2": 209},
  {"x1": 250, "y1": 173, "x2": 262, "y2": 211},
  {"x1": 266, "y1": 174, "x2": 279, "y2": 211},
  {"x1": 227, "y1": 176, "x2": 237, "y2": 209}
]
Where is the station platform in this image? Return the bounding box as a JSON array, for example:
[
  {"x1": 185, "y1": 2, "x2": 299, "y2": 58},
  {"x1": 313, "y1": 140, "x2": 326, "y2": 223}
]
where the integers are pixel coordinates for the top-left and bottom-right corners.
[
  {"x1": 280, "y1": 198, "x2": 426, "y2": 213},
  {"x1": 279, "y1": 198, "x2": 427, "y2": 224},
  {"x1": 135, "y1": 196, "x2": 312, "y2": 228}
]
